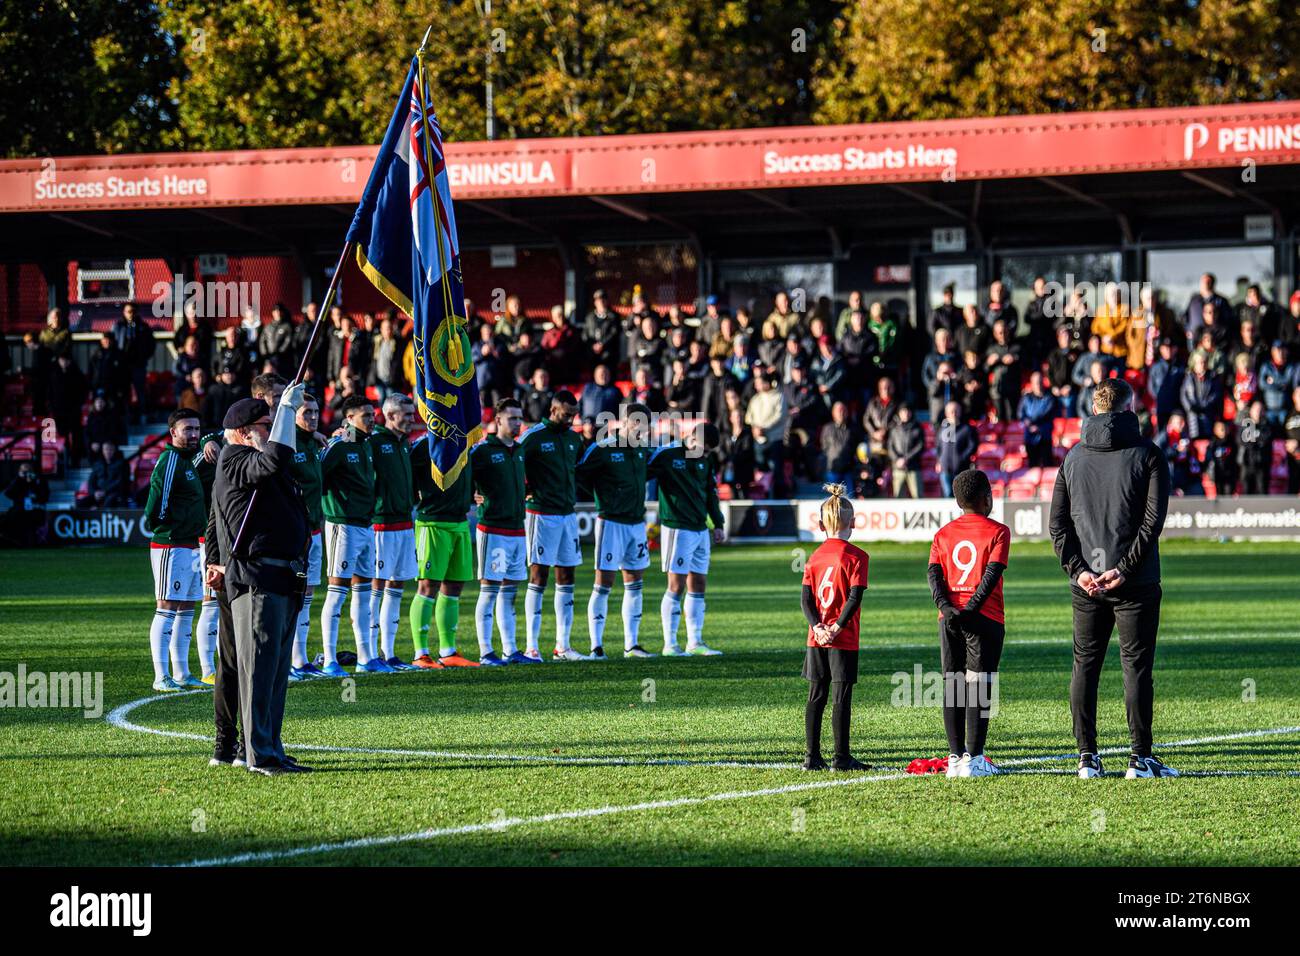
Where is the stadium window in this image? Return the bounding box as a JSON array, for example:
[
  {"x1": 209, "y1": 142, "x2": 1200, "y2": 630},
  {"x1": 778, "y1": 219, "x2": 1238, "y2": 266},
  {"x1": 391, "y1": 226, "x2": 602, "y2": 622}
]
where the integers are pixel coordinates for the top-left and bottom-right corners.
[
  {"x1": 926, "y1": 262, "x2": 977, "y2": 310},
  {"x1": 998, "y1": 251, "x2": 1122, "y2": 319},
  {"x1": 1147, "y1": 245, "x2": 1275, "y2": 310}
]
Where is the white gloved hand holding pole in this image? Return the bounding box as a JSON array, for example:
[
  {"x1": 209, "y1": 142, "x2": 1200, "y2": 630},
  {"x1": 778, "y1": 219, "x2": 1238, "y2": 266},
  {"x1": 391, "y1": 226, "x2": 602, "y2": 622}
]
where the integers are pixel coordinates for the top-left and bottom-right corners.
[{"x1": 270, "y1": 382, "x2": 307, "y2": 448}]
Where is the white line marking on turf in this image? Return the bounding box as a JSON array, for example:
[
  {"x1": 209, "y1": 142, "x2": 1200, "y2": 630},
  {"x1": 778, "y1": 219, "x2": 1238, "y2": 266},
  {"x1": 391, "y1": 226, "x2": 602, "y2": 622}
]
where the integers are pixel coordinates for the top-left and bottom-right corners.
[{"x1": 164, "y1": 724, "x2": 1300, "y2": 867}]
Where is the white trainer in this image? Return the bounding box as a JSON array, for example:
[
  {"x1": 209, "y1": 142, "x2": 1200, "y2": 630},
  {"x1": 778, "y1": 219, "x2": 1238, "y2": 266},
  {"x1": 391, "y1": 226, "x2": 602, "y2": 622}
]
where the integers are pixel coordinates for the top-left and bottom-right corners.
[
  {"x1": 552, "y1": 647, "x2": 590, "y2": 662},
  {"x1": 661, "y1": 645, "x2": 687, "y2": 657},
  {"x1": 1125, "y1": 754, "x2": 1180, "y2": 779},
  {"x1": 964, "y1": 754, "x2": 1002, "y2": 777},
  {"x1": 686, "y1": 643, "x2": 723, "y2": 656},
  {"x1": 945, "y1": 754, "x2": 963, "y2": 778}
]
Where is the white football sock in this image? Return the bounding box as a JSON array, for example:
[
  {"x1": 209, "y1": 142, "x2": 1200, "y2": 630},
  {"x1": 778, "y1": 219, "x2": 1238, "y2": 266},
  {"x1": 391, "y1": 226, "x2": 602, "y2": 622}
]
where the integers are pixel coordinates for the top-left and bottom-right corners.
[
  {"x1": 554, "y1": 584, "x2": 575, "y2": 652},
  {"x1": 621, "y1": 580, "x2": 643, "y2": 651},
  {"x1": 321, "y1": 585, "x2": 347, "y2": 666},
  {"x1": 196, "y1": 599, "x2": 219, "y2": 677},
  {"x1": 380, "y1": 587, "x2": 403, "y2": 660},
  {"x1": 496, "y1": 585, "x2": 519, "y2": 656},
  {"x1": 525, "y1": 583, "x2": 544, "y2": 653},
  {"x1": 351, "y1": 583, "x2": 372, "y2": 663},
  {"x1": 476, "y1": 584, "x2": 500, "y2": 657},
  {"x1": 293, "y1": 591, "x2": 314, "y2": 668},
  {"x1": 587, "y1": 585, "x2": 610, "y2": 651},
  {"x1": 684, "y1": 591, "x2": 707, "y2": 647},
  {"x1": 369, "y1": 585, "x2": 382, "y2": 660},
  {"x1": 661, "y1": 590, "x2": 683, "y2": 650},
  {"x1": 170, "y1": 609, "x2": 194, "y2": 681},
  {"x1": 149, "y1": 609, "x2": 176, "y2": 682}
]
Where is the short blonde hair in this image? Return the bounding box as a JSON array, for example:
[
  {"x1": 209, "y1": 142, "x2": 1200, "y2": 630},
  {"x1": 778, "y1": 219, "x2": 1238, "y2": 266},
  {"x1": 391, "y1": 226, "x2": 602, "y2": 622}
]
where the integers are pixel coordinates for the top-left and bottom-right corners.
[{"x1": 820, "y1": 483, "x2": 854, "y2": 536}]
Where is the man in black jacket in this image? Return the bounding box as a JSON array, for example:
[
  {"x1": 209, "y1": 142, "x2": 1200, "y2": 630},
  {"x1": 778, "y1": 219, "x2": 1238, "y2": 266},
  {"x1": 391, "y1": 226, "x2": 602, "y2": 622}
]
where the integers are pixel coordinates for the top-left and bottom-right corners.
[
  {"x1": 1049, "y1": 378, "x2": 1176, "y2": 780},
  {"x1": 208, "y1": 387, "x2": 311, "y2": 776}
]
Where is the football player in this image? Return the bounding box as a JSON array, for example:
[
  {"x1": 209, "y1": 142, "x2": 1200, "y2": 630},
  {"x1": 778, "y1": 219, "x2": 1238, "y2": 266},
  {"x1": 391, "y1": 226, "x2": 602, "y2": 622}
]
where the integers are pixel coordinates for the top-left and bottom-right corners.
[{"x1": 369, "y1": 394, "x2": 419, "y2": 671}]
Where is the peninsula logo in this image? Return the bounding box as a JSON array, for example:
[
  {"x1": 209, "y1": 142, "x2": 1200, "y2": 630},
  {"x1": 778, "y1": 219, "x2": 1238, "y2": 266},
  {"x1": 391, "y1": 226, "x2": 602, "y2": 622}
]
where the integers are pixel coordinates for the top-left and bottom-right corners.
[{"x1": 49, "y1": 886, "x2": 151, "y2": 936}]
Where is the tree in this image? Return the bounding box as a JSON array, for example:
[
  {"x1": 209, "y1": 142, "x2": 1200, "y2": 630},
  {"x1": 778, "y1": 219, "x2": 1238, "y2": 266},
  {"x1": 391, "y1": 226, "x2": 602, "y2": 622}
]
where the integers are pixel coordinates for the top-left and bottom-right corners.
[
  {"x1": 0, "y1": 0, "x2": 176, "y2": 157},
  {"x1": 814, "y1": 0, "x2": 1300, "y2": 124}
]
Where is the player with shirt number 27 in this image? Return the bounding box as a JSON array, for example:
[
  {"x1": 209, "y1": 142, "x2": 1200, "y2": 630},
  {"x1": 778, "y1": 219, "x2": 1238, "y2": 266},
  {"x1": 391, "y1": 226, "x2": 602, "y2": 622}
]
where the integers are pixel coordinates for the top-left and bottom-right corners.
[
  {"x1": 799, "y1": 483, "x2": 872, "y2": 773},
  {"x1": 927, "y1": 469, "x2": 1010, "y2": 779}
]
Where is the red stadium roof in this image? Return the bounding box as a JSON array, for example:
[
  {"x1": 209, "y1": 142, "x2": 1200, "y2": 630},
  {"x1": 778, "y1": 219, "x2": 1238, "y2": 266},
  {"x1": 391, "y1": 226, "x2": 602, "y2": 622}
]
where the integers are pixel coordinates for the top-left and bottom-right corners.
[{"x1": 2, "y1": 100, "x2": 1299, "y2": 213}]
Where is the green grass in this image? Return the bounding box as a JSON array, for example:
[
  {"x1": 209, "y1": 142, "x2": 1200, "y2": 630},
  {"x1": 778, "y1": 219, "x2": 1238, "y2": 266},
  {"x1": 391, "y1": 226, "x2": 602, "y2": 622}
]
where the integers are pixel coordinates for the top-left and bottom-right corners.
[{"x1": 0, "y1": 540, "x2": 1297, "y2": 866}]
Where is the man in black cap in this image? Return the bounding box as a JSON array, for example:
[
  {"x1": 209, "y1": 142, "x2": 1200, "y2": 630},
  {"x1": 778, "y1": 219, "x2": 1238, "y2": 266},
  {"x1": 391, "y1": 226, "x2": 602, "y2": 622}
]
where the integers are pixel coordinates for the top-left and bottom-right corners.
[{"x1": 207, "y1": 384, "x2": 311, "y2": 776}]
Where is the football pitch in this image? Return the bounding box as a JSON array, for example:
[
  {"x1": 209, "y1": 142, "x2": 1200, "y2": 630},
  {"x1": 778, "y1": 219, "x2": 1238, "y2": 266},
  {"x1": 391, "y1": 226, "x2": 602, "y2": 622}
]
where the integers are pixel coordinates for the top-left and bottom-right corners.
[{"x1": 1, "y1": 540, "x2": 1297, "y2": 867}]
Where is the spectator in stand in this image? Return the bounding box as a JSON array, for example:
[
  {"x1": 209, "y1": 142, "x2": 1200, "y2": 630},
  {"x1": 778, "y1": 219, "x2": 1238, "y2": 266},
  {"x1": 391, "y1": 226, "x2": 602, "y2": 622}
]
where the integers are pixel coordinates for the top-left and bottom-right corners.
[
  {"x1": 954, "y1": 303, "x2": 990, "y2": 359},
  {"x1": 665, "y1": 358, "x2": 700, "y2": 412},
  {"x1": 1147, "y1": 338, "x2": 1186, "y2": 428},
  {"x1": 785, "y1": 360, "x2": 826, "y2": 479},
  {"x1": 719, "y1": 407, "x2": 756, "y2": 498},
  {"x1": 86, "y1": 440, "x2": 133, "y2": 508},
  {"x1": 820, "y1": 401, "x2": 857, "y2": 488},
  {"x1": 542, "y1": 304, "x2": 581, "y2": 384},
  {"x1": 299, "y1": 302, "x2": 330, "y2": 386},
  {"x1": 1237, "y1": 400, "x2": 1273, "y2": 495},
  {"x1": 754, "y1": 322, "x2": 784, "y2": 370},
  {"x1": 811, "y1": 335, "x2": 846, "y2": 410},
  {"x1": 1230, "y1": 351, "x2": 1257, "y2": 415},
  {"x1": 580, "y1": 363, "x2": 624, "y2": 423},
  {"x1": 1283, "y1": 292, "x2": 1300, "y2": 349},
  {"x1": 1231, "y1": 320, "x2": 1267, "y2": 377},
  {"x1": 624, "y1": 290, "x2": 655, "y2": 339},
  {"x1": 520, "y1": 367, "x2": 555, "y2": 423},
  {"x1": 686, "y1": 339, "x2": 710, "y2": 387},
  {"x1": 369, "y1": 314, "x2": 407, "y2": 400},
  {"x1": 214, "y1": 324, "x2": 254, "y2": 388},
  {"x1": 662, "y1": 325, "x2": 693, "y2": 383},
  {"x1": 698, "y1": 295, "x2": 725, "y2": 343},
  {"x1": 629, "y1": 313, "x2": 666, "y2": 380},
  {"x1": 1258, "y1": 341, "x2": 1298, "y2": 427},
  {"x1": 327, "y1": 313, "x2": 372, "y2": 387},
  {"x1": 1185, "y1": 273, "x2": 1232, "y2": 342},
  {"x1": 1155, "y1": 410, "x2": 1202, "y2": 495},
  {"x1": 745, "y1": 374, "x2": 789, "y2": 496},
  {"x1": 173, "y1": 336, "x2": 205, "y2": 403},
  {"x1": 985, "y1": 280, "x2": 1019, "y2": 339},
  {"x1": 726, "y1": 333, "x2": 755, "y2": 388},
  {"x1": 1077, "y1": 360, "x2": 1108, "y2": 423},
  {"x1": 841, "y1": 307, "x2": 879, "y2": 399},
  {"x1": 1023, "y1": 276, "x2": 1054, "y2": 365},
  {"x1": 629, "y1": 365, "x2": 667, "y2": 414},
  {"x1": 1181, "y1": 351, "x2": 1222, "y2": 439},
  {"x1": 1056, "y1": 286, "x2": 1092, "y2": 350},
  {"x1": 1, "y1": 462, "x2": 50, "y2": 547},
  {"x1": 1239, "y1": 284, "x2": 1279, "y2": 344},
  {"x1": 1196, "y1": 301, "x2": 1232, "y2": 354},
  {"x1": 23, "y1": 333, "x2": 51, "y2": 417},
  {"x1": 664, "y1": 304, "x2": 690, "y2": 340},
  {"x1": 1071, "y1": 333, "x2": 1115, "y2": 391},
  {"x1": 1283, "y1": 386, "x2": 1300, "y2": 494},
  {"x1": 510, "y1": 329, "x2": 544, "y2": 385},
  {"x1": 957, "y1": 350, "x2": 988, "y2": 421},
  {"x1": 710, "y1": 315, "x2": 739, "y2": 362},
  {"x1": 90, "y1": 330, "x2": 131, "y2": 416},
  {"x1": 867, "y1": 302, "x2": 900, "y2": 377},
  {"x1": 84, "y1": 393, "x2": 126, "y2": 458},
  {"x1": 1139, "y1": 286, "x2": 1182, "y2": 366},
  {"x1": 936, "y1": 400, "x2": 977, "y2": 497},
  {"x1": 1191, "y1": 328, "x2": 1228, "y2": 382},
  {"x1": 328, "y1": 370, "x2": 363, "y2": 423},
  {"x1": 495, "y1": 294, "x2": 531, "y2": 347},
  {"x1": 48, "y1": 352, "x2": 89, "y2": 463},
  {"x1": 922, "y1": 327, "x2": 956, "y2": 395},
  {"x1": 801, "y1": 315, "x2": 831, "y2": 358},
  {"x1": 1019, "y1": 371, "x2": 1058, "y2": 468},
  {"x1": 208, "y1": 367, "x2": 247, "y2": 428},
  {"x1": 929, "y1": 359, "x2": 960, "y2": 424},
  {"x1": 1092, "y1": 282, "x2": 1133, "y2": 368},
  {"x1": 258, "y1": 302, "x2": 297, "y2": 378},
  {"x1": 930, "y1": 283, "x2": 961, "y2": 336},
  {"x1": 1203, "y1": 419, "x2": 1236, "y2": 496},
  {"x1": 179, "y1": 367, "x2": 218, "y2": 429},
  {"x1": 239, "y1": 305, "x2": 262, "y2": 349},
  {"x1": 699, "y1": 355, "x2": 733, "y2": 427},
  {"x1": 474, "y1": 321, "x2": 506, "y2": 409},
  {"x1": 887, "y1": 404, "x2": 925, "y2": 499},
  {"x1": 39, "y1": 308, "x2": 72, "y2": 360},
  {"x1": 863, "y1": 376, "x2": 900, "y2": 463},
  {"x1": 985, "y1": 318, "x2": 1021, "y2": 423},
  {"x1": 764, "y1": 290, "x2": 802, "y2": 340},
  {"x1": 1046, "y1": 325, "x2": 1079, "y2": 410},
  {"x1": 583, "y1": 289, "x2": 622, "y2": 368},
  {"x1": 835, "y1": 290, "x2": 864, "y2": 338},
  {"x1": 734, "y1": 306, "x2": 757, "y2": 340},
  {"x1": 111, "y1": 302, "x2": 155, "y2": 423},
  {"x1": 174, "y1": 303, "x2": 213, "y2": 371}
]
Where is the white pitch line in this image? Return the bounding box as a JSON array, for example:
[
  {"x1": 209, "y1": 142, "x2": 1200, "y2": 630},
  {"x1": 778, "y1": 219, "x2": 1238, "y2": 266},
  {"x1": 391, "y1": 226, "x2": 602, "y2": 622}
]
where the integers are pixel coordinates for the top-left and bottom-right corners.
[{"x1": 166, "y1": 724, "x2": 1300, "y2": 867}]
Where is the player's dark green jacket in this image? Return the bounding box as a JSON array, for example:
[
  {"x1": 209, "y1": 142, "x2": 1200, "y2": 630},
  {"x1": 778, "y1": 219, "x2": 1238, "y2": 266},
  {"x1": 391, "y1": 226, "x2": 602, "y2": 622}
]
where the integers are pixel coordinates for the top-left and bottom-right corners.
[
  {"x1": 291, "y1": 428, "x2": 325, "y2": 528},
  {"x1": 412, "y1": 439, "x2": 472, "y2": 523},
  {"x1": 519, "y1": 418, "x2": 584, "y2": 514},
  {"x1": 469, "y1": 435, "x2": 525, "y2": 532},
  {"x1": 647, "y1": 442, "x2": 725, "y2": 532},
  {"x1": 369, "y1": 425, "x2": 414, "y2": 524},
  {"x1": 576, "y1": 439, "x2": 648, "y2": 524},
  {"x1": 320, "y1": 426, "x2": 375, "y2": 527},
  {"x1": 143, "y1": 443, "x2": 206, "y2": 547}
]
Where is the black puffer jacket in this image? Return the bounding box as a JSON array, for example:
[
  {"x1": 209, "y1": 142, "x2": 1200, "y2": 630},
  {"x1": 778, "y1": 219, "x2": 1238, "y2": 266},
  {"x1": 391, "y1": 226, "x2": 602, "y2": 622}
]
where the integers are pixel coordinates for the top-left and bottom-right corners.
[{"x1": 1049, "y1": 410, "x2": 1170, "y2": 589}]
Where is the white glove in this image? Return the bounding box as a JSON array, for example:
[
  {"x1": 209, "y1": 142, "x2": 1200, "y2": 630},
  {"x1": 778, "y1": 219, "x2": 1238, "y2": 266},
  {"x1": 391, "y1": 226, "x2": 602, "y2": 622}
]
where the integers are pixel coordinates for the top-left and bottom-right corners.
[{"x1": 280, "y1": 381, "x2": 307, "y2": 411}]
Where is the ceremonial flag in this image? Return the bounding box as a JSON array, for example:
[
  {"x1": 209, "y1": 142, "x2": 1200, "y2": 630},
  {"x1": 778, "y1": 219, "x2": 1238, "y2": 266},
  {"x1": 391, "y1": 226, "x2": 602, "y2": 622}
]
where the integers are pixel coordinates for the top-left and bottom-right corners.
[{"x1": 346, "y1": 48, "x2": 481, "y2": 488}]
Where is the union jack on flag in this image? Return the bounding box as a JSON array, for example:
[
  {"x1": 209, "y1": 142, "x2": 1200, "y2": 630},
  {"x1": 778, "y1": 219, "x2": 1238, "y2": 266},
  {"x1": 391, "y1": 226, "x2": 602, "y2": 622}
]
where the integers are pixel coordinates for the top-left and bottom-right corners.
[{"x1": 346, "y1": 51, "x2": 481, "y2": 489}]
